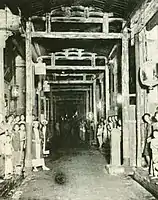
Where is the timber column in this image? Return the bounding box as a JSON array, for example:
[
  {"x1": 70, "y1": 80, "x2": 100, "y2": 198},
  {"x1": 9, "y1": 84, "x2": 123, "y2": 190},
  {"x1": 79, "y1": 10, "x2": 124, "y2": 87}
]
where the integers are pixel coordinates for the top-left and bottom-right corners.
[
  {"x1": 15, "y1": 55, "x2": 26, "y2": 114},
  {"x1": 25, "y1": 20, "x2": 33, "y2": 170},
  {"x1": 122, "y1": 26, "x2": 130, "y2": 166},
  {"x1": 105, "y1": 66, "x2": 109, "y2": 119},
  {"x1": 0, "y1": 31, "x2": 12, "y2": 119},
  {"x1": 86, "y1": 90, "x2": 89, "y2": 118},
  {"x1": 135, "y1": 34, "x2": 142, "y2": 167},
  {"x1": 100, "y1": 76, "x2": 104, "y2": 117},
  {"x1": 0, "y1": 32, "x2": 5, "y2": 119},
  {"x1": 93, "y1": 79, "x2": 97, "y2": 144}
]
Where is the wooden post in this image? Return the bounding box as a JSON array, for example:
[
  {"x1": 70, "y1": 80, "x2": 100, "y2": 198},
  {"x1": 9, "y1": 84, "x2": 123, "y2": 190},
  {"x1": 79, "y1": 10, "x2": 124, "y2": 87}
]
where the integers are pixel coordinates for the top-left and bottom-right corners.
[
  {"x1": 51, "y1": 53, "x2": 55, "y2": 67},
  {"x1": 25, "y1": 21, "x2": 33, "y2": 170},
  {"x1": 86, "y1": 91, "x2": 89, "y2": 118},
  {"x1": 100, "y1": 78, "x2": 104, "y2": 117},
  {"x1": 135, "y1": 34, "x2": 142, "y2": 167},
  {"x1": 105, "y1": 66, "x2": 110, "y2": 119},
  {"x1": 93, "y1": 79, "x2": 97, "y2": 144},
  {"x1": 135, "y1": 30, "x2": 148, "y2": 167},
  {"x1": 15, "y1": 55, "x2": 26, "y2": 114},
  {"x1": 50, "y1": 89, "x2": 54, "y2": 137},
  {"x1": 46, "y1": 13, "x2": 51, "y2": 32},
  {"x1": 103, "y1": 13, "x2": 109, "y2": 33},
  {"x1": 0, "y1": 32, "x2": 6, "y2": 119},
  {"x1": 89, "y1": 85, "x2": 93, "y2": 113},
  {"x1": 113, "y1": 57, "x2": 118, "y2": 114},
  {"x1": 122, "y1": 26, "x2": 130, "y2": 166},
  {"x1": 54, "y1": 98, "x2": 57, "y2": 123},
  {"x1": 37, "y1": 75, "x2": 42, "y2": 121}
]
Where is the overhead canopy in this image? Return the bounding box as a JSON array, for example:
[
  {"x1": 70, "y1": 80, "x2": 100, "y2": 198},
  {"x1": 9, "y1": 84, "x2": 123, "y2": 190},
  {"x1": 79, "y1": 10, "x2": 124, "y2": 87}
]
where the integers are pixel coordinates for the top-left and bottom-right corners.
[{"x1": 0, "y1": 0, "x2": 141, "y2": 19}]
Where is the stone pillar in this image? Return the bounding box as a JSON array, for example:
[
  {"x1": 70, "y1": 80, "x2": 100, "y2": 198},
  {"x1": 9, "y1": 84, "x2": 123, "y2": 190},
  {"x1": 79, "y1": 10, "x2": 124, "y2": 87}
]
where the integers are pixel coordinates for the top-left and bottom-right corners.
[
  {"x1": 15, "y1": 55, "x2": 25, "y2": 114},
  {"x1": 106, "y1": 127, "x2": 124, "y2": 175}
]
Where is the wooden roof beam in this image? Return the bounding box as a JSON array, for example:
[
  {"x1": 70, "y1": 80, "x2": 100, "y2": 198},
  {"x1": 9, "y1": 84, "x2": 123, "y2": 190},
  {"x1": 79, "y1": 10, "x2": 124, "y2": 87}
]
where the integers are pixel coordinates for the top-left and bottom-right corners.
[
  {"x1": 46, "y1": 65, "x2": 106, "y2": 71},
  {"x1": 52, "y1": 99, "x2": 84, "y2": 101},
  {"x1": 48, "y1": 80, "x2": 93, "y2": 84},
  {"x1": 30, "y1": 32, "x2": 123, "y2": 39},
  {"x1": 53, "y1": 74, "x2": 85, "y2": 77},
  {"x1": 52, "y1": 73, "x2": 95, "y2": 77},
  {"x1": 52, "y1": 88, "x2": 90, "y2": 92}
]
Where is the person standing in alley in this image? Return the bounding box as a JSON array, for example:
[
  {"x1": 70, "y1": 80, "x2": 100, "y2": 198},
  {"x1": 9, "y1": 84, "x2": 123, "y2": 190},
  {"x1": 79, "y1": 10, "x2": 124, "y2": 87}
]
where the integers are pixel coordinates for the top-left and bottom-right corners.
[
  {"x1": 97, "y1": 123, "x2": 103, "y2": 149},
  {"x1": 142, "y1": 113, "x2": 153, "y2": 172},
  {"x1": 12, "y1": 123, "x2": 21, "y2": 173}
]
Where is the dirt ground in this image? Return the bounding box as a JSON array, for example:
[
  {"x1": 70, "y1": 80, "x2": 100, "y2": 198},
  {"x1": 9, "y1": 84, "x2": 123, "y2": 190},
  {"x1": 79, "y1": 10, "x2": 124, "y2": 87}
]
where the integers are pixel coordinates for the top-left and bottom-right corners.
[{"x1": 10, "y1": 149, "x2": 156, "y2": 200}]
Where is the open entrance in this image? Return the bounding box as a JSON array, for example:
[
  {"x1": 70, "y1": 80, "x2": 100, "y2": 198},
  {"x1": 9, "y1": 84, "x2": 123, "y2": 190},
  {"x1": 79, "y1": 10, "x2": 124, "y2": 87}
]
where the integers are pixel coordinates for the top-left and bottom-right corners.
[{"x1": 52, "y1": 91, "x2": 87, "y2": 149}]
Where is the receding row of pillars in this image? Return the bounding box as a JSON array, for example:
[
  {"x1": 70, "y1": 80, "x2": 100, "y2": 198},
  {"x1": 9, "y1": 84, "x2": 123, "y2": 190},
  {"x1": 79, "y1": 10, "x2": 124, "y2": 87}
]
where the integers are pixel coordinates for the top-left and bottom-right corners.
[{"x1": 0, "y1": 21, "x2": 131, "y2": 170}]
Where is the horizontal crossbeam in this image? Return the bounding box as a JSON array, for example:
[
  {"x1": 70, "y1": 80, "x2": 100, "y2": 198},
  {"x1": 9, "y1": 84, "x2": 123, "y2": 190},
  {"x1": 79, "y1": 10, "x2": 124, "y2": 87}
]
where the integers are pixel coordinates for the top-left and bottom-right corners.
[
  {"x1": 52, "y1": 88, "x2": 90, "y2": 92},
  {"x1": 46, "y1": 65, "x2": 106, "y2": 71},
  {"x1": 30, "y1": 32, "x2": 123, "y2": 39},
  {"x1": 48, "y1": 80, "x2": 93, "y2": 84}
]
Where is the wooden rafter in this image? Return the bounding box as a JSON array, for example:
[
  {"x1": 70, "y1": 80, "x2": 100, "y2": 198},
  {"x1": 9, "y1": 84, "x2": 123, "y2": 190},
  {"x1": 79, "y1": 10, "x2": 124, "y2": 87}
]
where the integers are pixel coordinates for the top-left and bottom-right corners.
[{"x1": 108, "y1": 44, "x2": 118, "y2": 59}]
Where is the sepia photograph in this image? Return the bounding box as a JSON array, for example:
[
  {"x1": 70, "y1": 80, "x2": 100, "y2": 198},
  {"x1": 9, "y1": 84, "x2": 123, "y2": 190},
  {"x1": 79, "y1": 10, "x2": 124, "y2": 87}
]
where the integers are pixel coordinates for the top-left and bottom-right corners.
[{"x1": 0, "y1": 0, "x2": 158, "y2": 199}]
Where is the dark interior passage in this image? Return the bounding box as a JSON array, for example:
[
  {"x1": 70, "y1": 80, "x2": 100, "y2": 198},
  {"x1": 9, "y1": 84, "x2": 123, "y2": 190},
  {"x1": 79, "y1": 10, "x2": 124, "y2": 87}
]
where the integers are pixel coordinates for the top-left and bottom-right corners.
[{"x1": 50, "y1": 91, "x2": 91, "y2": 150}]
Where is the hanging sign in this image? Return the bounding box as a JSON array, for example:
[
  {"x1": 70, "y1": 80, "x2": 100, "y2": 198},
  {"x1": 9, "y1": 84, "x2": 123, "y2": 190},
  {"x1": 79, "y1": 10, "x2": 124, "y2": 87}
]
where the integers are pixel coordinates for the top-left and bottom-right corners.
[
  {"x1": 11, "y1": 85, "x2": 19, "y2": 98},
  {"x1": 35, "y1": 58, "x2": 46, "y2": 75},
  {"x1": 140, "y1": 61, "x2": 158, "y2": 89},
  {"x1": 43, "y1": 81, "x2": 50, "y2": 92}
]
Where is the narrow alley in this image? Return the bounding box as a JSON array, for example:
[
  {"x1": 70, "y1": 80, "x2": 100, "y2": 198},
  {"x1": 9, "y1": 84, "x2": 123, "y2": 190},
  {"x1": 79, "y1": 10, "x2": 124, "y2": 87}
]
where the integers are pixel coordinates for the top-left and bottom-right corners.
[
  {"x1": 0, "y1": 0, "x2": 158, "y2": 199},
  {"x1": 14, "y1": 149, "x2": 155, "y2": 200}
]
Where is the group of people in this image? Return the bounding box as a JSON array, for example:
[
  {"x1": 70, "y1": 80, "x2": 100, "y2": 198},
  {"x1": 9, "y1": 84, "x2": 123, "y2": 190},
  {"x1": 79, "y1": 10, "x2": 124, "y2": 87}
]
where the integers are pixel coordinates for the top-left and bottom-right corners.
[
  {"x1": 79, "y1": 115, "x2": 122, "y2": 150},
  {"x1": 0, "y1": 114, "x2": 26, "y2": 180},
  {"x1": 96, "y1": 116, "x2": 122, "y2": 149},
  {"x1": 54, "y1": 115, "x2": 86, "y2": 148},
  {"x1": 0, "y1": 113, "x2": 49, "y2": 181},
  {"x1": 142, "y1": 110, "x2": 158, "y2": 178},
  {"x1": 79, "y1": 119, "x2": 94, "y2": 144}
]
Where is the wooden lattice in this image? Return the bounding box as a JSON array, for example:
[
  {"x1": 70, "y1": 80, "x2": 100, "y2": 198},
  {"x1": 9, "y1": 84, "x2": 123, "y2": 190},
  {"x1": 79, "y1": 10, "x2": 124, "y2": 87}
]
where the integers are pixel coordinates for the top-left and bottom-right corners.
[
  {"x1": 37, "y1": 48, "x2": 107, "y2": 68},
  {"x1": 31, "y1": 6, "x2": 125, "y2": 33}
]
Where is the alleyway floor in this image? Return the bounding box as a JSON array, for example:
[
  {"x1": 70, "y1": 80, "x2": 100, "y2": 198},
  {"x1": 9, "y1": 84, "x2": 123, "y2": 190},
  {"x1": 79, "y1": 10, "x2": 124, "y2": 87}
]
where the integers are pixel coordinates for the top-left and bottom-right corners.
[{"x1": 12, "y1": 149, "x2": 156, "y2": 200}]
